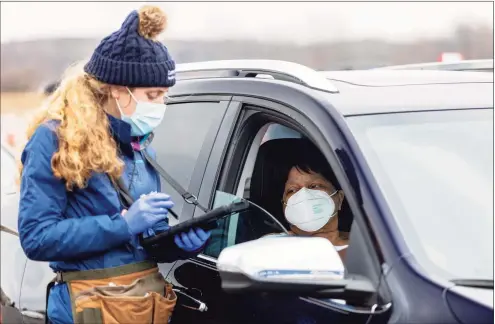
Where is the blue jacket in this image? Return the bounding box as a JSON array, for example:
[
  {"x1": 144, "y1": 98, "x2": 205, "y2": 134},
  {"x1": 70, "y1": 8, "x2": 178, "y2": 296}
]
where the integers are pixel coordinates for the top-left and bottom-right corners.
[{"x1": 18, "y1": 115, "x2": 195, "y2": 324}]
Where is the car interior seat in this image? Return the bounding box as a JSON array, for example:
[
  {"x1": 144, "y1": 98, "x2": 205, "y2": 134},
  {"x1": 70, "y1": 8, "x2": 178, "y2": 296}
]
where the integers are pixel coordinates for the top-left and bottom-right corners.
[
  {"x1": 249, "y1": 139, "x2": 298, "y2": 231},
  {"x1": 233, "y1": 139, "x2": 297, "y2": 244}
]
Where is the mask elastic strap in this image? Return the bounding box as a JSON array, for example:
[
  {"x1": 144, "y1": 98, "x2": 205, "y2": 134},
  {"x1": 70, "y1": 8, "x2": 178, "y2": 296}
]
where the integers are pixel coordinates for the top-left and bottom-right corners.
[
  {"x1": 282, "y1": 189, "x2": 339, "y2": 206},
  {"x1": 328, "y1": 191, "x2": 341, "y2": 214},
  {"x1": 115, "y1": 88, "x2": 136, "y2": 119},
  {"x1": 126, "y1": 87, "x2": 138, "y2": 102},
  {"x1": 115, "y1": 99, "x2": 126, "y2": 118},
  {"x1": 328, "y1": 190, "x2": 339, "y2": 198}
]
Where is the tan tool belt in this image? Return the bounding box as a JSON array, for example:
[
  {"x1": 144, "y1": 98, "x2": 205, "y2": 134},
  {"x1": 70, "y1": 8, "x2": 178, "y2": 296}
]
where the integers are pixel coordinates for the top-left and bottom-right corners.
[{"x1": 46, "y1": 261, "x2": 177, "y2": 324}]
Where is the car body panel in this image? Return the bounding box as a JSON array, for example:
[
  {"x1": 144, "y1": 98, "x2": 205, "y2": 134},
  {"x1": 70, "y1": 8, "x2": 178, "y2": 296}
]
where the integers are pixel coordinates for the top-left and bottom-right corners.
[
  {"x1": 449, "y1": 286, "x2": 493, "y2": 309},
  {"x1": 446, "y1": 287, "x2": 494, "y2": 324}
]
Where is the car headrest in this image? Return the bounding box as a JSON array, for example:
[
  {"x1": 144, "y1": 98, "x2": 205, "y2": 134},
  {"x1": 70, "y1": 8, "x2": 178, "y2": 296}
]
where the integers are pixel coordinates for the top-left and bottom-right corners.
[{"x1": 249, "y1": 138, "x2": 353, "y2": 233}]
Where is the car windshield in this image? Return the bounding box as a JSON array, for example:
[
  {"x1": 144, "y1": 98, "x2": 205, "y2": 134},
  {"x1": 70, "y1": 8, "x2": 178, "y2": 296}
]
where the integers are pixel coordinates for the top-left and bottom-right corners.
[{"x1": 347, "y1": 109, "x2": 493, "y2": 281}]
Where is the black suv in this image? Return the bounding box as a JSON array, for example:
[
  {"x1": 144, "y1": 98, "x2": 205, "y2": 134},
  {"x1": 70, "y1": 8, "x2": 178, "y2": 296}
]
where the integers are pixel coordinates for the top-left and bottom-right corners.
[{"x1": 1, "y1": 60, "x2": 493, "y2": 324}]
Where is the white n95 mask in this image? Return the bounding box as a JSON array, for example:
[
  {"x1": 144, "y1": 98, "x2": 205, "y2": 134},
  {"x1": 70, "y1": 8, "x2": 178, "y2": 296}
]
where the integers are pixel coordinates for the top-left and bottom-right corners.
[{"x1": 284, "y1": 188, "x2": 338, "y2": 232}]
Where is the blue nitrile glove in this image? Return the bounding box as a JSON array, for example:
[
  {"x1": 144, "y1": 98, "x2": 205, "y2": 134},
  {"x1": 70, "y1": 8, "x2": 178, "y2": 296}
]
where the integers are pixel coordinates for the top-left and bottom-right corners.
[
  {"x1": 174, "y1": 228, "x2": 212, "y2": 252},
  {"x1": 123, "y1": 193, "x2": 174, "y2": 235}
]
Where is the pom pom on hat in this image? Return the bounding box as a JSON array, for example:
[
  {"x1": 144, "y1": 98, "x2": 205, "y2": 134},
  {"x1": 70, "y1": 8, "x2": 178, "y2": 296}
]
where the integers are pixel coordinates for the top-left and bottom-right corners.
[{"x1": 138, "y1": 5, "x2": 167, "y2": 40}]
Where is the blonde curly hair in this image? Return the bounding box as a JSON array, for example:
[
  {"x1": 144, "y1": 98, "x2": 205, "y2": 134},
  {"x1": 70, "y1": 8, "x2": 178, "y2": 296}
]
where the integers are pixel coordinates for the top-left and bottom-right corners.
[{"x1": 19, "y1": 62, "x2": 125, "y2": 191}]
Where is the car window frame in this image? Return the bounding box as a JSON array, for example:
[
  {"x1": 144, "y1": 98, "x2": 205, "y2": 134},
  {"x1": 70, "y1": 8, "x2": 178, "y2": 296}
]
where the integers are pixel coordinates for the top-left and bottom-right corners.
[
  {"x1": 192, "y1": 98, "x2": 307, "y2": 251},
  {"x1": 195, "y1": 96, "x2": 345, "y2": 258},
  {"x1": 234, "y1": 124, "x2": 270, "y2": 199},
  {"x1": 202, "y1": 120, "x2": 309, "y2": 259}
]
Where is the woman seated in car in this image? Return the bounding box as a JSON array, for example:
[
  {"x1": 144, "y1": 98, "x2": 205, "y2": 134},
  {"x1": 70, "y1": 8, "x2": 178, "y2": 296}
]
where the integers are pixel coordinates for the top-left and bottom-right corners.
[{"x1": 269, "y1": 139, "x2": 350, "y2": 260}]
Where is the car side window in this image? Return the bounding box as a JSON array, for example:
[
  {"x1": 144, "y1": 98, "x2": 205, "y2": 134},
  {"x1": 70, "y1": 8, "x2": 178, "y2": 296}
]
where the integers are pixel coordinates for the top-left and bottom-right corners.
[
  {"x1": 203, "y1": 191, "x2": 285, "y2": 259},
  {"x1": 152, "y1": 101, "x2": 227, "y2": 221},
  {"x1": 203, "y1": 123, "x2": 302, "y2": 259}
]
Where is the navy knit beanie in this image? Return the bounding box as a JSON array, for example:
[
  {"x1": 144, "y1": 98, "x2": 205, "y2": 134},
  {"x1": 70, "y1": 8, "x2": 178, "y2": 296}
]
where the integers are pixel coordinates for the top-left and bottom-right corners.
[{"x1": 84, "y1": 6, "x2": 176, "y2": 88}]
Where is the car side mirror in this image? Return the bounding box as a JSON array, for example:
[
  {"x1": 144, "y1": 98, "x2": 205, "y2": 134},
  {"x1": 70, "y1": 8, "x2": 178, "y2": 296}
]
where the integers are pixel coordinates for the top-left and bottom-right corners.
[{"x1": 217, "y1": 236, "x2": 376, "y2": 304}]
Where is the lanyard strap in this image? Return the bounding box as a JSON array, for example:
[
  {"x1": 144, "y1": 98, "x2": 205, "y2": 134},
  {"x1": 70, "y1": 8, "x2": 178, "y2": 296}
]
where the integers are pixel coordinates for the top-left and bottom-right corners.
[
  {"x1": 107, "y1": 151, "x2": 210, "y2": 214},
  {"x1": 142, "y1": 150, "x2": 210, "y2": 213},
  {"x1": 108, "y1": 175, "x2": 135, "y2": 209}
]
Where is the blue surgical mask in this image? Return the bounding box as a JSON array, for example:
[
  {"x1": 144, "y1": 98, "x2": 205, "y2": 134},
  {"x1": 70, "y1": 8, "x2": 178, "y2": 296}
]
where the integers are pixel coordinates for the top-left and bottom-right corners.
[{"x1": 115, "y1": 88, "x2": 167, "y2": 136}]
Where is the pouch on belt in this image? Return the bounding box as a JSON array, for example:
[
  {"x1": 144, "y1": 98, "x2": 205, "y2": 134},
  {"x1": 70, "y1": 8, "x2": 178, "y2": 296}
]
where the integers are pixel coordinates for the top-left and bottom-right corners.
[{"x1": 46, "y1": 261, "x2": 177, "y2": 324}]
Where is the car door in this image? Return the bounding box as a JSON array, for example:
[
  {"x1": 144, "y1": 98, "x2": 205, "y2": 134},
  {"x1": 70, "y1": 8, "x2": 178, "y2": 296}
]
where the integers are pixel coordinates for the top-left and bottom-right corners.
[
  {"x1": 161, "y1": 99, "x2": 248, "y2": 324},
  {"x1": 167, "y1": 94, "x2": 392, "y2": 324}
]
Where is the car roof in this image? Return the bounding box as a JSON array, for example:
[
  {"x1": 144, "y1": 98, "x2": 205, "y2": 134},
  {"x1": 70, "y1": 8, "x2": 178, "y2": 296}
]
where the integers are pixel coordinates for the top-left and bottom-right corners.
[
  {"x1": 371, "y1": 59, "x2": 494, "y2": 72},
  {"x1": 316, "y1": 70, "x2": 493, "y2": 116},
  {"x1": 173, "y1": 60, "x2": 493, "y2": 117}
]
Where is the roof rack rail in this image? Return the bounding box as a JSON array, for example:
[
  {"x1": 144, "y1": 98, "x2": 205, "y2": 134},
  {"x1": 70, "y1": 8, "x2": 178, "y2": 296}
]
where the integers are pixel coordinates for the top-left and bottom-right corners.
[{"x1": 176, "y1": 60, "x2": 339, "y2": 93}]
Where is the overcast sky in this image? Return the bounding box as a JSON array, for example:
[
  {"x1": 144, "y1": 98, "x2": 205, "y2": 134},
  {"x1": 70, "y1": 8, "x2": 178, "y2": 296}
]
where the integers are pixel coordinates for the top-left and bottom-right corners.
[{"x1": 1, "y1": 1, "x2": 493, "y2": 45}]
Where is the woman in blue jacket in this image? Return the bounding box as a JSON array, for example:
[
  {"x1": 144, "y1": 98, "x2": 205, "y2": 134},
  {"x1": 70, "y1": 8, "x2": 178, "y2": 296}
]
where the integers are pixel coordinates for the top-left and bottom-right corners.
[{"x1": 18, "y1": 6, "x2": 210, "y2": 324}]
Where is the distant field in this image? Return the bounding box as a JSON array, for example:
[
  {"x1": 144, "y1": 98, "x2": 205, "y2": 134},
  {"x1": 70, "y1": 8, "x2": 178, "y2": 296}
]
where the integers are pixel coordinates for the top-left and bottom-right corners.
[{"x1": 1, "y1": 92, "x2": 43, "y2": 114}]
